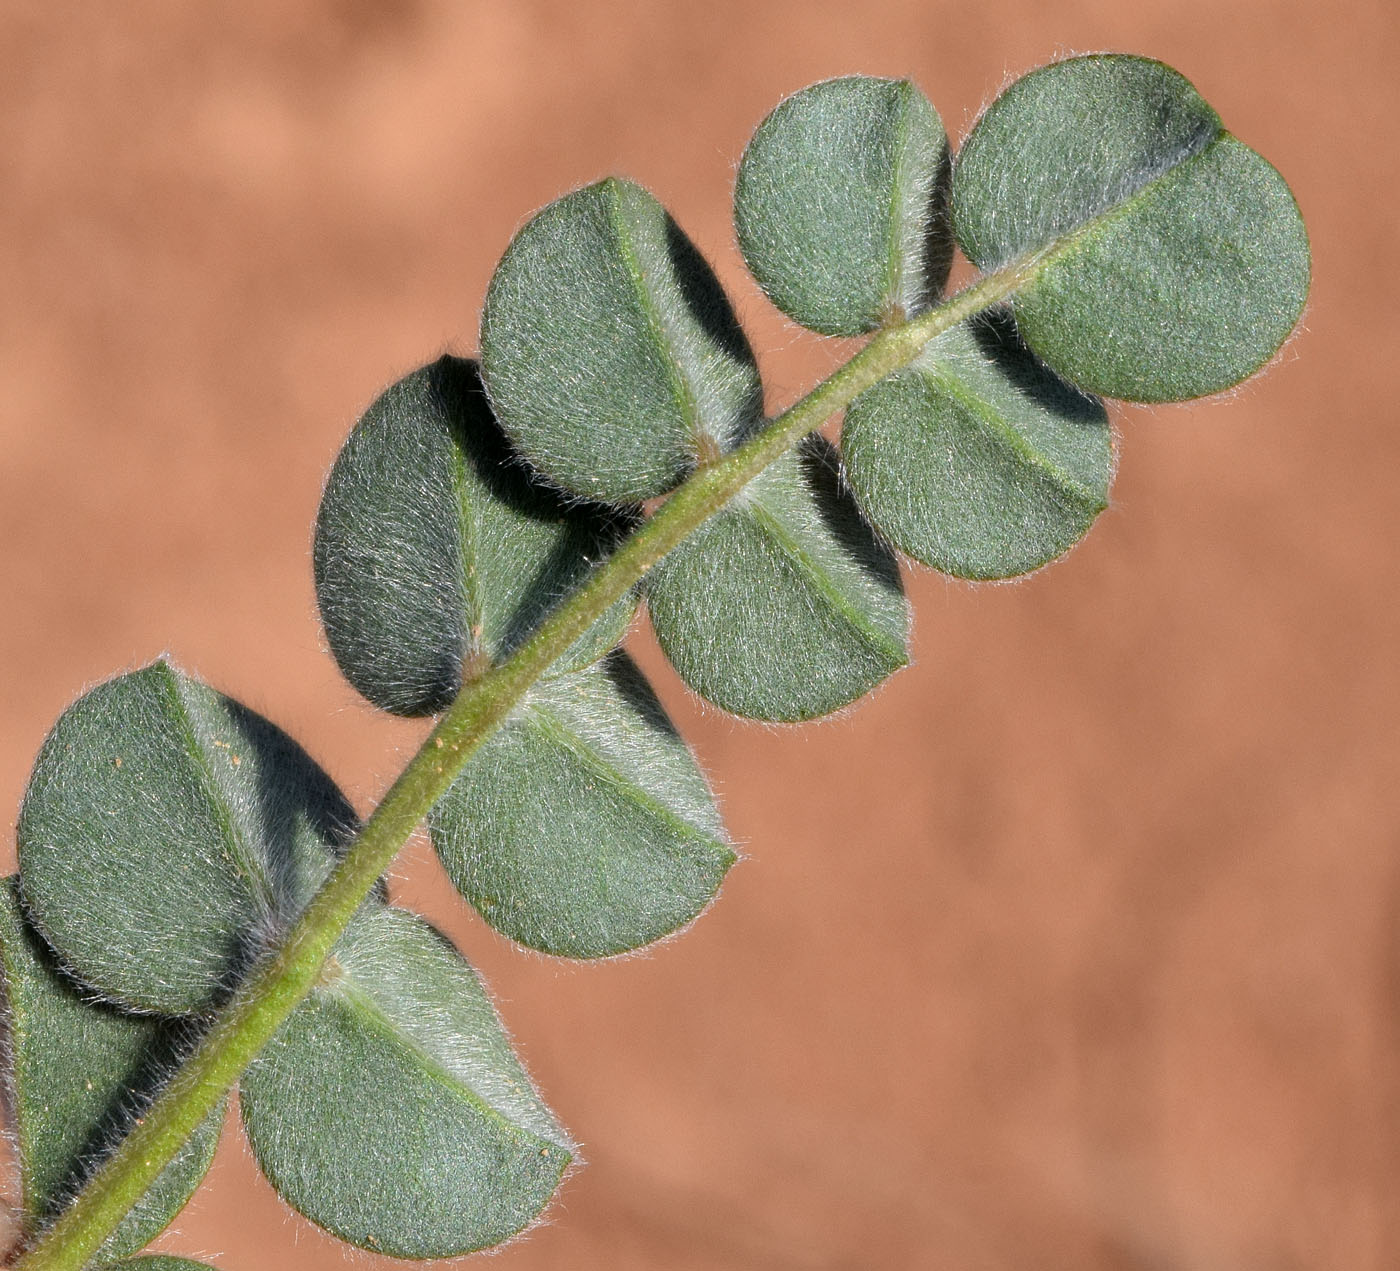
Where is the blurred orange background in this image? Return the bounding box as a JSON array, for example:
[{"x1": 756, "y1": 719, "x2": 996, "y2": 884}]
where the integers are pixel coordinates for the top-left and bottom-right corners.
[{"x1": 1, "y1": 2, "x2": 1396, "y2": 1267}]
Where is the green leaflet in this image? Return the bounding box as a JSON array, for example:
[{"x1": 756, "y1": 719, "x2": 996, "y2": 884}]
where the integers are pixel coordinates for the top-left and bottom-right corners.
[
  {"x1": 0, "y1": 881, "x2": 223, "y2": 1261},
  {"x1": 648, "y1": 436, "x2": 909, "y2": 722},
  {"x1": 480, "y1": 177, "x2": 763, "y2": 503},
  {"x1": 314, "y1": 356, "x2": 637, "y2": 718},
  {"x1": 240, "y1": 905, "x2": 572, "y2": 1259},
  {"x1": 16, "y1": 661, "x2": 358, "y2": 1015},
  {"x1": 736, "y1": 75, "x2": 952, "y2": 335},
  {"x1": 430, "y1": 651, "x2": 735, "y2": 958},
  {"x1": 842, "y1": 309, "x2": 1112, "y2": 580},
  {"x1": 952, "y1": 55, "x2": 1310, "y2": 401}
]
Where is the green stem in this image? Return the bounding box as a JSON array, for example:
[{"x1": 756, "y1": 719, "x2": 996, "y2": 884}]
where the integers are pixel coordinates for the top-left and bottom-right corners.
[{"x1": 10, "y1": 264, "x2": 1025, "y2": 1271}]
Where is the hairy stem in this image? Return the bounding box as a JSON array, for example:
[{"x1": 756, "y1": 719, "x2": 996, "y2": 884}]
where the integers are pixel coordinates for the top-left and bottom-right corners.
[{"x1": 11, "y1": 263, "x2": 1025, "y2": 1271}]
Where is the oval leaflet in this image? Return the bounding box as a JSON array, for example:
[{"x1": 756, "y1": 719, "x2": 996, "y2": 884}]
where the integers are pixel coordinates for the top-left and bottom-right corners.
[{"x1": 951, "y1": 54, "x2": 1309, "y2": 401}]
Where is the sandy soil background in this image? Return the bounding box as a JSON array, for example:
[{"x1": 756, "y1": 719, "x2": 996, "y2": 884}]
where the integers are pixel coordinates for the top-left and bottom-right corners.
[{"x1": 1, "y1": 2, "x2": 1396, "y2": 1267}]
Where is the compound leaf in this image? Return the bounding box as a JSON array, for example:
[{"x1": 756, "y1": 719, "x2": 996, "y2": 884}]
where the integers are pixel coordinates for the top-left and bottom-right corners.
[
  {"x1": 314, "y1": 356, "x2": 637, "y2": 718},
  {"x1": 241, "y1": 905, "x2": 571, "y2": 1259},
  {"x1": 430, "y1": 651, "x2": 734, "y2": 958},
  {"x1": 842, "y1": 308, "x2": 1112, "y2": 579},
  {"x1": 0, "y1": 880, "x2": 224, "y2": 1262},
  {"x1": 952, "y1": 54, "x2": 1309, "y2": 402},
  {"x1": 17, "y1": 661, "x2": 358, "y2": 1015},
  {"x1": 736, "y1": 75, "x2": 951, "y2": 335},
  {"x1": 648, "y1": 436, "x2": 908, "y2": 721},
  {"x1": 480, "y1": 177, "x2": 763, "y2": 503}
]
